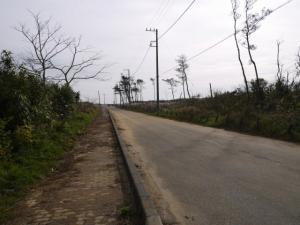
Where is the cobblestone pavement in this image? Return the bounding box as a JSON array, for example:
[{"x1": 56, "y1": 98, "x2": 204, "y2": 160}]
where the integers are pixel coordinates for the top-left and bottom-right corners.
[{"x1": 6, "y1": 108, "x2": 131, "y2": 225}]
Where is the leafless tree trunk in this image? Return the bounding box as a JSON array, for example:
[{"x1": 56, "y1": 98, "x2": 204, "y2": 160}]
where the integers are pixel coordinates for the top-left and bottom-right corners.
[
  {"x1": 150, "y1": 78, "x2": 156, "y2": 100},
  {"x1": 296, "y1": 47, "x2": 300, "y2": 77},
  {"x1": 171, "y1": 87, "x2": 175, "y2": 100},
  {"x1": 177, "y1": 74, "x2": 186, "y2": 99},
  {"x1": 242, "y1": 1, "x2": 271, "y2": 100},
  {"x1": 119, "y1": 75, "x2": 133, "y2": 104},
  {"x1": 163, "y1": 78, "x2": 179, "y2": 100},
  {"x1": 181, "y1": 75, "x2": 186, "y2": 99},
  {"x1": 131, "y1": 82, "x2": 138, "y2": 102},
  {"x1": 244, "y1": 0, "x2": 260, "y2": 91},
  {"x1": 136, "y1": 79, "x2": 145, "y2": 101},
  {"x1": 16, "y1": 12, "x2": 107, "y2": 87},
  {"x1": 276, "y1": 41, "x2": 284, "y2": 81},
  {"x1": 176, "y1": 55, "x2": 190, "y2": 99},
  {"x1": 231, "y1": 0, "x2": 249, "y2": 99},
  {"x1": 50, "y1": 37, "x2": 107, "y2": 86},
  {"x1": 183, "y1": 70, "x2": 191, "y2": 99},
  {"x1": 15, "y1": 12, "x2": 72, "y2": 84},
  {"x1": 113, "y1": 84, "x2": 122, "y2": 105}
]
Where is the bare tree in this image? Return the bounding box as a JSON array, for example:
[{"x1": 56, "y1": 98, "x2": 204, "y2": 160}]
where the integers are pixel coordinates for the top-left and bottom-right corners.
[
  {"x1": 119, "y1": 75, "x2": 133, "y2": 104},
  {"x1": 243, "y1": 0, "x2": 259, "y2": 88},
  {"x1": 16, "y1": 12, "x2": 107, "y2": 87},
  {"x1": 296, "y1": 47, "x2": 300, "y2": 77},
  {"x1": 163, "y1": 78, "x2": 179, "y2": 100},
  {"x1": 136, "y1": 79, "x2": 145, "y2": 101},
  {"x1": 113, "y1": 83, "x2": 124, "y2": 105},
  {"x1": 276, "y1": 41, "x2": 284, "y2": 81},
  {"x1": 231, "y1": 0, "x2": 249, "y2": 99},
  {"x1": 50, "y1": 37, "x2": 107, "y2": 86},
  {"x1": 150, "y1": 77, "x2": 155, "y2": 100},
  {"x1": 273, "y1": 41, "x2": 292, "y2": 96},
  {"x1": 131, "y1": 82, "x2": 139, "y2": 102},
  {"x1": 242, "y1": 0, "x2": 271, "y2": 99},
  {"x1": 15, "y1": 12, "x2": 72, "y2": 84},
  {"x1": 175, "y1": 55, "x2": 191, "y2": 99},
  {"x1": 177, "y1": 71, "x2": 185, "y2": 99}
]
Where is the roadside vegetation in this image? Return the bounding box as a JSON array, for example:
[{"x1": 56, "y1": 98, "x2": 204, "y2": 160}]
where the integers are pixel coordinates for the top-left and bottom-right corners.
[
  {"x1": 0, "y1": 11, "x2": 106, "y2": 221},
  {"x1": 122, "y1": 79, "x2": 300, "y2": 142},
  {"x1": 0, "y1": 50, "x2": 98, "y2": 221}
]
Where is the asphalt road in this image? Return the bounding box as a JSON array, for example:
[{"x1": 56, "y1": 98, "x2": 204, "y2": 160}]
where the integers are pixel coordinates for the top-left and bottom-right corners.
[{"x1": 111, "y1": 108, "x2": 300, "y2": 225}]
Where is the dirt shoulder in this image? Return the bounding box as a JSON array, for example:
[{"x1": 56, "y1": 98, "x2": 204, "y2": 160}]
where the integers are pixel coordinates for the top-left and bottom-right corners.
[{"x1": 5, "y1": 107, "x2": 133, "y2": 225}]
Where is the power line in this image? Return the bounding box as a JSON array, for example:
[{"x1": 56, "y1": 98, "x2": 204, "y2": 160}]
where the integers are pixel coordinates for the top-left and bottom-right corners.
[
  {"x1": 188, "y1": 33, "x2": 234, "y2": 62},
  {"x1": 156, "y1": 0, "x2": 174, "y2": 27},
  {"x1": 132, "y1": 46, "x2": 151, "y2": 76},
  {"x1": 137, "y1": 0, "x2": 294, "y2": 78},
  {"x1": 189, "y1": 0, "x2": 294, "y2": 61},
  {"x1": 161, "y1": 33, "x2": 234, "y2": 75},
  {"x1": 161, "y1": 0, "x2": 294, "y2": 76},
  {"x1": 136, "y1": 0, "x2": 171, "y2": 77},
  {"x1": 148, "y1": 0, "x2": 169, "y2": 27},
  {"x1": 159, "y1": 0, "x2": 197, "y2": 40},
  {"x1": 272, "y1": 0, "x2": 294, "y2": 11}
]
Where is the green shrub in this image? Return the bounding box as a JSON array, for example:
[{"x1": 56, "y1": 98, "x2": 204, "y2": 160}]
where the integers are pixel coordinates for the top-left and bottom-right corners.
[
  {"x1": 13, "y1": 125, "x2": 33, "y2": 151},
  {"x1": 0, "y1": 49, "x2": 99, "y2": 221},
  {"x1": 0, "y1": 120, "x2": 11, "y2": 157}
]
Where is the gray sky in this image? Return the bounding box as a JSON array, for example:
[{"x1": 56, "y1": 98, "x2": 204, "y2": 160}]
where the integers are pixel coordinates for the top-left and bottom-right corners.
[{"x1": 0, "y1": 0, "x2": 299, "y2": 103}]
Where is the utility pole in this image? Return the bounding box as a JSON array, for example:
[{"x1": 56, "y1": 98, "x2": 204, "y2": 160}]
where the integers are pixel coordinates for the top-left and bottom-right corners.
[
  {"x1": 103, "y1": 93, "x2": 106, "y2": 105},
  {"x1": 98, "y1": 90, "x2": 101, "y2": 105},
  {"x1": 146, "y1": 28, "x2": 159, "y2": 114},
  {"x1": 153, "y1": 79, "x2": 156, "y2": 101},
  {"x1": 209, "y1": 83, "x2": 213, "y2": 98}
]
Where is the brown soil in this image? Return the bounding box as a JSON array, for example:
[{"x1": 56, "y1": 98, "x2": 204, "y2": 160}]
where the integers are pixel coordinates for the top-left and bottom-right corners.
[{"x1": 5, "y1": 108, "x2": 133, "y2": 225}]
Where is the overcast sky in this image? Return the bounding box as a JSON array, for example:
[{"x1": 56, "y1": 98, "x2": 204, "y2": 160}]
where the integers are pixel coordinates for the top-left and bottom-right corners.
[{"x1": 0, "y1": 0, "x2": 299, "y2": 103}]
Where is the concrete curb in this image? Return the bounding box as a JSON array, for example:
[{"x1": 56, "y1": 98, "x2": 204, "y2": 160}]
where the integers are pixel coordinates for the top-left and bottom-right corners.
[{"x1": 108, "y1": 109, "x2": 163, "y2": 225}]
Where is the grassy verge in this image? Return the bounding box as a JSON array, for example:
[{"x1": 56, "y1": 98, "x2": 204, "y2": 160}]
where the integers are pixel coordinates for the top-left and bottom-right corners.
[
  {"x1": 0, "y1": 104, "x2": 99, "y2": 222},
  {"x1": 121, "y1": 96, "x2": 300, "y2": 143}
]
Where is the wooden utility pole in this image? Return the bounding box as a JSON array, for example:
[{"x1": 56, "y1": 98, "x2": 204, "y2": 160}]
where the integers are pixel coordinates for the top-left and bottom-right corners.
[
  {"x1": 146, "y1": 28, "x2": 159, "y2": 114},
  {"x1": 155, "y1": 29, "x2": 159, "y2": 113},
  {"x1": 209, "y1": 83, "x2": 213, "y2": 98}
]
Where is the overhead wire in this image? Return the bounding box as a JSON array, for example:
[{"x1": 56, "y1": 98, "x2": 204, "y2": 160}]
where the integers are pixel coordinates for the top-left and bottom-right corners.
[
  {"x1": 131, "y1": 0, "x2": 294, "y2": 80},
  {"x1": 131, "y1": 0, "x2": 174, "y2": 77},
  {"x1": 159, "y1": 0, "x2": 197, "y2": 40},
  {"x1": 161, "y1": 33, "x2": 234, "y2": 76},
  {"x1": 156, "y1": 0, "x2": 174, "y2": 27},
  {"x1": 132, "y1": 0, "x2": 169, "y2": 77},
  {"x1": 148, "y1": 0, "x2": 169, "y2": 27},
  {"x1": 132, "y1": 46, "x2": 151, "y2": 76},
  {"x1": 160, "y1": 0, "x2": 295, "y2": 76},
  {"x1": 130, "y1": 0, "x2": 197, "y2": 76}
]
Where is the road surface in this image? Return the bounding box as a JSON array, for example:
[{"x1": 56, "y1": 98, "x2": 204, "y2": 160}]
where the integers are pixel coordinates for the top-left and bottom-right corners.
[{"x1": 111, "y1": 108, "x2": 300, "y2": 225}]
